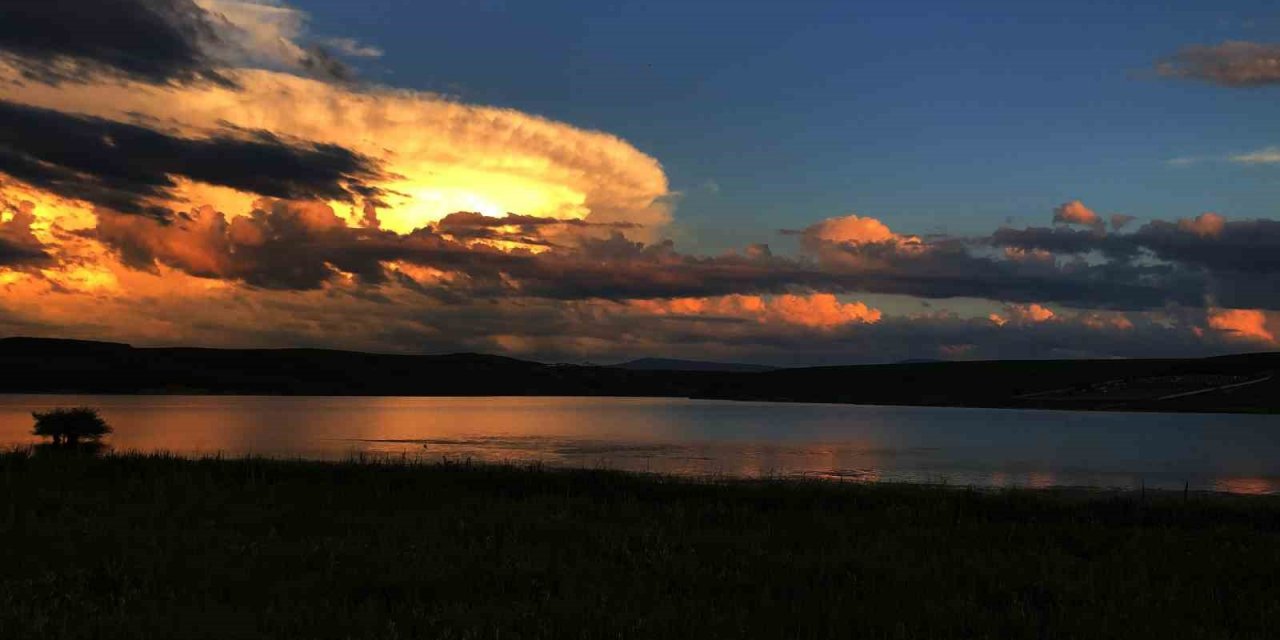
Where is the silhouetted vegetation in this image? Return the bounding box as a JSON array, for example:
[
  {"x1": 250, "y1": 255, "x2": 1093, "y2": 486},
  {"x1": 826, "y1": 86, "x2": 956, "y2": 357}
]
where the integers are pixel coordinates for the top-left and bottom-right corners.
[
  {"x1": 2, "y1": 451, "x2": 1279, "y2": 639},
  {"x1": 30, "y1": 407, "x2": 111, "y2": 446}
]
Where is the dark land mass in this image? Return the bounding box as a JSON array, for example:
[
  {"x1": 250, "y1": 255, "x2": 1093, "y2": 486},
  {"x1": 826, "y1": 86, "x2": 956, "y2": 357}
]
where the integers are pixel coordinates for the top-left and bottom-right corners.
[
  {"x1": 2, "y1": 337, "x2": 1279, "y2": 413},
  {"x1": 3, "y1": 451, "x2": 1279, "y2": 639},
  {"x1": 612, "y1": 357, "x2": 779, "y2": 372}
]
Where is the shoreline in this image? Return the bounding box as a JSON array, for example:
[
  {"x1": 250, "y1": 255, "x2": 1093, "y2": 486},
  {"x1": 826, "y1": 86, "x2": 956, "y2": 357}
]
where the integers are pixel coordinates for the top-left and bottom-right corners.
[
  {"x1": 3, "y1": 389, "x2": 1279, "y2": 416},
  {"x1": 6, "y1": 447, "x2": 1278, "y2": 499}
]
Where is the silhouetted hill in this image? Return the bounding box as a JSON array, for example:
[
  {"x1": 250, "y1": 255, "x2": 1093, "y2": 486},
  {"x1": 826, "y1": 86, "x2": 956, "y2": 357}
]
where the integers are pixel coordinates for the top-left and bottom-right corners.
[
  {"x1": 613, "y1": 358, "x2": 778, "y2": 373},
  {"x1": 2, "y1": 337, "x2": 1278, "y2": 413}
]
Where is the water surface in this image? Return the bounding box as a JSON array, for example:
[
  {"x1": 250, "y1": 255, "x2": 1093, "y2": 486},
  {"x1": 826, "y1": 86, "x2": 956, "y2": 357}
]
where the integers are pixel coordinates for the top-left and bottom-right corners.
[{"x1": 3, "y1": 395, "x2": 1278, "y2": 494}]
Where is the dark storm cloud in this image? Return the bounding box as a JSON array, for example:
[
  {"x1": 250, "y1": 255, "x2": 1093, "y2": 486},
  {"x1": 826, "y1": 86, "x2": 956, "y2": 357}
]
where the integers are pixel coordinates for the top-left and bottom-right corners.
[
  {"x1": 432, "y1": 212, "x2": 639, "y2": 246},
  {"x1": 0, "y1": 0, "x2": 231, "y2": 86},
  {"x1": 990, "y1": 217, "x2": 1280, "y2": 278},
  {"x1": 0, "y1": 100, "x2": 385, "y2": 219},
  {"x1": 989, "y1": 226, "x2": 1140, "y2": 260},
  {"x1": 95, "y1": 200, "x2": 528, "y2": 290},
  {"x1": 1131, "y1": 218, "x2": 1280, "y2": 275},
  {"x1": 90, "y1": 201, "x2": 1193, "y2": 310},
  {"x1": 988, "y1": 217, "x2": 1280, "y2": 309},
  {"x1": 0, "y1": 237, "x2": 45, "y2": 266},
  {"x1": 799, "y1": 234, "x2": 1196, "y2": 310},
  {"x1": 1157, "y1": 41, "x2": 1280, "y2": 87},
  {"x1": 86, "y1": 189, "x2": 1280, "y2": 312},
  {"x1": 0, "y1": 199, "x2": 51, "y2": 267}
]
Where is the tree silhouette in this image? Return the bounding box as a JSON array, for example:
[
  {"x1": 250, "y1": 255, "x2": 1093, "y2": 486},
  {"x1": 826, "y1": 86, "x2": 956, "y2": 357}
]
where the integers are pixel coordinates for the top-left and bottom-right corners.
[{"x1": 32, "y1": 407, "x2": 112, "y2": 446}]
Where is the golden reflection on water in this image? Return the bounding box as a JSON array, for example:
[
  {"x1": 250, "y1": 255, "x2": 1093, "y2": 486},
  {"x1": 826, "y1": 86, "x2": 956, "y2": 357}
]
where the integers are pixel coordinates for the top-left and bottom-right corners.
[
  {"x1": 2, "y1": 395, "x2": 1280, "y2": 494},
  {"x1": 1211, "y1": 477, "x2": 1280, "y2": 496}
]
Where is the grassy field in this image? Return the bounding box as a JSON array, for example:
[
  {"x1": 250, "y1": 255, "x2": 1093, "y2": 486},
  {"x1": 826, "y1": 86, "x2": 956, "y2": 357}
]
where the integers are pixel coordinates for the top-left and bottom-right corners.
[{"x1": 3, "y1": 451, "x2": 1280, "y2": 639}]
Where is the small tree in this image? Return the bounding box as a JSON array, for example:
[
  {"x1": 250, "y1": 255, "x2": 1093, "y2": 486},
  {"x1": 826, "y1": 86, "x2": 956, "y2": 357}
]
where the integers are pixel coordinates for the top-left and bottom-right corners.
[{"x1": 32, "y1": 407, "x2": 112, "y2": 446}]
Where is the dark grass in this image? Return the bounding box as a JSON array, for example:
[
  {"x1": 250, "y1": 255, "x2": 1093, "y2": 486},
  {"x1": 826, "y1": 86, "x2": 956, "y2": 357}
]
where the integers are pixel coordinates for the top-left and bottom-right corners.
[{"x1": 3, "y1": 451, "x2": 1280, "y2": 639}]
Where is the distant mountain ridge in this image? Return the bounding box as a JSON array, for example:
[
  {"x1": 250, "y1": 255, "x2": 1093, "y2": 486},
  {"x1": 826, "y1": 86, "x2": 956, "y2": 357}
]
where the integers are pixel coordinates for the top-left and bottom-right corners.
[
  {"x1": 2, "y1": 337, "x2": 1279, "y2": 414},
  {"x1": 612, "y1": 358, "x2": 778, "y2": 373}
]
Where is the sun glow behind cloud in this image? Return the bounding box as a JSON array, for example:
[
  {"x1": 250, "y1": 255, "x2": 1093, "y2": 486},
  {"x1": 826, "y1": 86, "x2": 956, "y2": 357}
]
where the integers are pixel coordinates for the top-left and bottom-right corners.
[
  {"x1": 4, "y1": 1, "x2": 1280, "y2": 364},
  {"x1": 0, "y1": 64, "x2": 670, "y2": 236}
]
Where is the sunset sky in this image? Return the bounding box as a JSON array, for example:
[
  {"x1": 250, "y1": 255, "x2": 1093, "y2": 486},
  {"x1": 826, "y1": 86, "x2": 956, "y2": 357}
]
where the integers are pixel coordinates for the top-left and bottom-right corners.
[{"x1": 2, "y1": 0, "x2": 1279, "y2": 364}]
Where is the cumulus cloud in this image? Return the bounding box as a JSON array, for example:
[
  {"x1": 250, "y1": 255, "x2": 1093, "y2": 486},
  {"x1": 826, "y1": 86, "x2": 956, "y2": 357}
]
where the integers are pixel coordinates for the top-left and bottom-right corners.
[
  {"x1": 792, "y1": 214, "x2": 902, "y2": 245},
  {"x1": 1007, "y1": 303, "x2": 1056, "y2": 324},
  {"x1": 1157, "y1": 41, "x2": 1280, "y2": 87},
  {"x1": 1052, "y1": 200, "x2": 1103, "y2": 229},
  {"x1": 1207, "y1": 309, "x2": 1277, "y2": 345}
]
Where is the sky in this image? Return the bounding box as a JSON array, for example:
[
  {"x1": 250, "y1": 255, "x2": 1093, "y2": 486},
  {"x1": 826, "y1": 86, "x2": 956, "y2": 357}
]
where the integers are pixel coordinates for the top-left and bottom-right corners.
[{"x1": 1, "y1": 0, "x2": 1279, "y2": 364}]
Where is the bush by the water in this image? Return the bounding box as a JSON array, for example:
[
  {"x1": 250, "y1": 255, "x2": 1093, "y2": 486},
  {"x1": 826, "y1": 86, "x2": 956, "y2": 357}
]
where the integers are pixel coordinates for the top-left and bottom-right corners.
[{"x1": 31, "y1": 407, "x2": 111, "y2": 445}]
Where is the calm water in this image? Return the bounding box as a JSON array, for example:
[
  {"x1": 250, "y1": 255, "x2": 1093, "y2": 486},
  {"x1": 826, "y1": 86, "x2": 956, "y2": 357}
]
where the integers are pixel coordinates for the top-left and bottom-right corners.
[{"x1": 3, "y1": 395, "x2": 1279, "y2": 494}]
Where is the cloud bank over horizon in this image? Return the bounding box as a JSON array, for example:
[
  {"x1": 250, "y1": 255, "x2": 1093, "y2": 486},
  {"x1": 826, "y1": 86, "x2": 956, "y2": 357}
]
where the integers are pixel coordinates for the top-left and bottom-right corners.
[{"x1": 1, "y1": 1, "x2": 1278, "y2": 365}]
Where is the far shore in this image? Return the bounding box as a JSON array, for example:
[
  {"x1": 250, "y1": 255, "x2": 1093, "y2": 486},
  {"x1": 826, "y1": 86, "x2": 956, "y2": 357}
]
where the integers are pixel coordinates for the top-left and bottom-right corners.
[
  {"x1": 4, "y1": 389, "x2": 1280, "y2": 416},
  {"x1": 5, "y1": 337, "x2": 1280, "y2": 414}
]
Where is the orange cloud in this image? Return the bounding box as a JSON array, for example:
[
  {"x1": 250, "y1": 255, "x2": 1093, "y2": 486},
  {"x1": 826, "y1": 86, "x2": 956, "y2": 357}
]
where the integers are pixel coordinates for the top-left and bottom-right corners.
[
  {"x1": 1008, "y1": 303, "x2": 1056, "y2": 324},
  {"x1": 805, "y1": 215, "x2": 899, "y2": 245},
  {"x1": 1052, "y1": 200, "x2": 1102, "y2": 228},
  {"x1": 0, "y1": 65, "x2": 672, "y2": 236},
  {"x1": 632, "y1": 294, "x2": 881, "y2": 329},
  {"x1": 1177, "y1": 212, "x2": 1226, "y2": 238},
  {"x1": 1080, "y1": 312, "x2": 1135, "y2": 331},
  {"x1": 1207, "y1": 309, "x2": 1277, "y2": 344}
]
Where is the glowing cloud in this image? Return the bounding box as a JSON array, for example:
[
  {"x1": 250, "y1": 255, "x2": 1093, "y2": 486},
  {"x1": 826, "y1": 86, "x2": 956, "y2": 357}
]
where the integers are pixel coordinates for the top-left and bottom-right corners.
[
  {"x1": 1052, "y1": 200, "x2": 1103, "y2": 228},
  {"x1": 631, "y1": 294, "x2": 881, "y2": 329},
  {"x1": 0, "y1": 66, "x2": 672, "y2": 236},
  {"x1": 990, "y1": 303, "x2": 1056, "y2": 326},
  {"x1": 803, "y1": 215, "x2": 899, "y2": 245},
  {"x1": 1176, "y1": 212, "x2": 1226, "y2": 238},
  {"x1": 1207, "y1": 309, "x2": 1277, "y2": 344}
]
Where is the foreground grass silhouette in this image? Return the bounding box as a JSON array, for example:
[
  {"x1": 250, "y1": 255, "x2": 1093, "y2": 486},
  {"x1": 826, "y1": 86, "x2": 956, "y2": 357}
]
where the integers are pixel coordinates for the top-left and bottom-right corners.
[{"x1": 3, "y1": 451, "x2": 1279, "y2": 639}]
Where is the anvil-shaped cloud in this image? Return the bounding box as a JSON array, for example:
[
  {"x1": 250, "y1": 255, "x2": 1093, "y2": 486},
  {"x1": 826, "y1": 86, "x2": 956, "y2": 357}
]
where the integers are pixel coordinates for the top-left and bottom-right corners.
[{"x1": 0, "y1": 0, "x2": 1278, "y2": 364}]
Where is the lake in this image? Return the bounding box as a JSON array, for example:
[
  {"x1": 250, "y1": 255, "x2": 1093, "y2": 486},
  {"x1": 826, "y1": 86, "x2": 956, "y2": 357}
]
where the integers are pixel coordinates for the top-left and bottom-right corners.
[{"x1": 3, "y1": 394, "x2": 1278, "y2": 494}]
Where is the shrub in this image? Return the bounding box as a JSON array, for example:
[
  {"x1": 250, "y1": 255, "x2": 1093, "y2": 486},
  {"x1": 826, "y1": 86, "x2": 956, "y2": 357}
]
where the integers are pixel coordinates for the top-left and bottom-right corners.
[{"x1": 32, "y1": 407, "x2": 112, "y2": 445}]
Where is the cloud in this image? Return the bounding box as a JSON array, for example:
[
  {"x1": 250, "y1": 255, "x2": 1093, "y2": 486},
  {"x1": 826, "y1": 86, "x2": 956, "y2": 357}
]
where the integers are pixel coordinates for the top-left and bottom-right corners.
[
  {"x1": 0, "y1": 0, "x2": 371, "y2": 86},
  {"x1": 1230, "y1": 147, "x2": 1280, "y2": 165},
  {"x1": 1, "y1": 67, "x2": 672, "y2": 235},
  {"x1": 1207, "y1": 309, "x2": 1277, "y2": 345},
  {"x1": 0, "y1": 0, "x2": 229, "y2": 86},
  {"x1": 3, "y1": 0, "x2": 1280, "y2": 365},
  {"x1": 630, "y1": 294, "x2": 881, "y2": 329},
  {"x1": 195, "y1": 0, "x2": 367, "y2": 79},
  {"x1": 1052, "y1": 200, "x2": 1103, "y2": 229},
  {"x1": 0, "y1": 199, "x2": 51, "y2": 267},
  {"x1": 793, "y1": 214, "x2": 902, "y2": 245},
  {"x1": 1110, "y1": 214, "x2": 1136, "y2": 231},
  {"x1": 988, "y1": 303, "x2": 1057, "y2": 327},
  {"x1": 1007, "y1": 303, "x2": 1056, "y2": 324},
  {"x1": 990, "y1": 225, "x2": 1137, "y2": 260},
  {"x1": 800, "y1": 216, "x2": 1180, "y2": 310},
  {"x1": 0, "y1": 99, "x2": 385, "y2": 219},
  {"x1": 1157, "y1": 41, "x2": 1280, "y2": 87}
]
